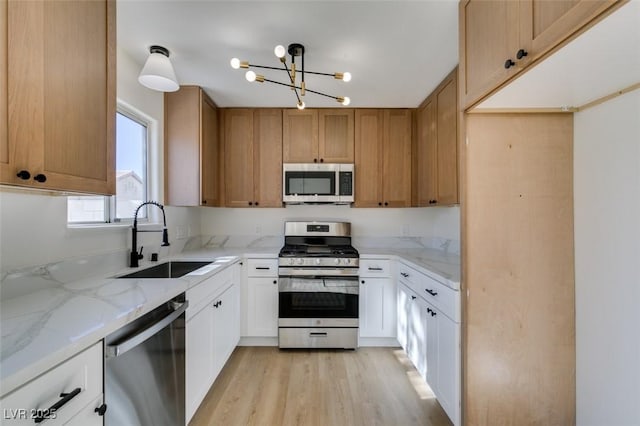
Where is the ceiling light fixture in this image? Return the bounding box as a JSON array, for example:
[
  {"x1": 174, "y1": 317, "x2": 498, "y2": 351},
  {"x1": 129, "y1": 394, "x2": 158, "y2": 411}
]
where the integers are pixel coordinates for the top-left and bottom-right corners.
[
  {"x1": 230, "y1": 43, "x2": 351, "y2": 109},
  {"x1": 138, "y1": 45, "x2": 179, "y2": 92}
]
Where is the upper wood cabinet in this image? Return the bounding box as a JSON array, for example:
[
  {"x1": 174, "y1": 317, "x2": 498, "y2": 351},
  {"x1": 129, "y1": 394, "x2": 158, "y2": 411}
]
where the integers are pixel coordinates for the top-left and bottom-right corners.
[
  {"x1": 460, "y1": 0, "x2": 618, "y2": 109},
  {"x1": 355, "y1": 109, "x2": 411, "y2": 208},
  {"x1": 0, "y1": 0, "x2": 116, "y2": 194},
  {"x1": 164, "y1": 86, "x2": 220, "y2": 206},
  {"x1": 223, "y1": 109, "x2": 282, "y2": 208},
  {"x1": 414, "y1": 68, "x2": 459, "y2": 207},
  {"x1": 283, "y1": 108, "x2": 354, "y2": 163}
]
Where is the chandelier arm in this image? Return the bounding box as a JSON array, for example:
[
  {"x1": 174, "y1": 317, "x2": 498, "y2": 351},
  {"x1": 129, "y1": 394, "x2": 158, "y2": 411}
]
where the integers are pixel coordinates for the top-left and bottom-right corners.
[
  {"x1": 263, "y1": 77, "x2": 303, "y2": 104},
  {"x1": 247, "y1": 64, "x2": 289, "y2": 71},
  {"x1": 262, "y1": 78, "x2": 341, "y2": 102},
  {"x1": 302, "y1": 70, "x2": 336, "y2": 77}
]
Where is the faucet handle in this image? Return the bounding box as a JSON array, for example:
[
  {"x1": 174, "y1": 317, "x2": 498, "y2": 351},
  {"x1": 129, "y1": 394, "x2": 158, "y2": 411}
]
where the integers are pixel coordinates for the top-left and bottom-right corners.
[{"x1": 138, "y1": 246, "x2": 144, "y2": 259}]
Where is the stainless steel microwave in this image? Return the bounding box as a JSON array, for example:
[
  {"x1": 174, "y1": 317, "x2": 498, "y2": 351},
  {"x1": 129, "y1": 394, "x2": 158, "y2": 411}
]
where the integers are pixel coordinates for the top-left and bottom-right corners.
[{"x1": 283, "y1": 163, "x2": 354, "y2": 204}]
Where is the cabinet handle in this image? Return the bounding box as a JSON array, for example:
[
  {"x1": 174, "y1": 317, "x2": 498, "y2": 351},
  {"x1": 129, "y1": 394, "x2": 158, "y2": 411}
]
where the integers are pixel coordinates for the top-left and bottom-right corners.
[
  {"x1": 213, "y1": 301, "x2": 221, "y2": 308},
  {"x1": 368, "y1": 267, "x2": 383, "y2": 271},
  {"x1": 33, "y1": 174, "x2": 47, "y2": 183},
  {"x1": 320, "y1": 158, "x2": 324, "y2": 163},
  {"x1": 425, "y1": 288, "x2": 438, "y2": 296},
  {"x1": 94, "y1": 404, "x2": 107, "y2": 416},
  {"x1": 248, "y1": 201, "x2": 253, "y2": 206},
  {"x1": 273, "y1": 280, "x2": 277, "y2": 284},
  {"x1": 411, "y1": 295, "x2": 416, "y2": 300},
  {"x1": 516, "y1": 49, "x2": 528, "y2": 60},
  {"x1": 16, "y1": 170, "x2": 31, "y2": 180},
  {"x1": 384, "y1": 202, "x2": 388, "y2": 206},
  {"x1": 313, "y1": 158, "x2": 318, "y2": 163},
  {"x1": 378, "y1": 202, "x2": 382, "y2": 206},
  {"x1": 504, "y1": 59, "x2": 515, "y2": 69},
  {"x1": 361, "y1": 280, "x2": 365, "y2": 284},
  {"x1": 255, "y1": 266, "x2": 270, "y2": 270},
  {"x1": 202, "y1": 200, "x2": 207, "y2": 204},
  {"x1": 430, "y1": 309, "x2": 437, "y2": 317},
  {"x1": 255, "y1": 201, "x2": 259, "y2": 206},
  {"x1": 33, "y1": 387, "x2": 82, "y2": 423},
  {"x1": 400, "y1": 272, "x2": 409, "y2": 278}
]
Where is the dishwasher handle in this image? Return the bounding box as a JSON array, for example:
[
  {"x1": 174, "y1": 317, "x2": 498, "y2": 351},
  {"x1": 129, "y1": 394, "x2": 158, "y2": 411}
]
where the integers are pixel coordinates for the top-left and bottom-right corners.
[{"x1": 106, "y1": 300, "x2": 189, "y2": 358}]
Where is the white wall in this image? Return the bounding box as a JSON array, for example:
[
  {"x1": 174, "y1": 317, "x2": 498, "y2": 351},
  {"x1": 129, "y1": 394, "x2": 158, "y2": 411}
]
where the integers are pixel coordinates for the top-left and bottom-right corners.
[
  {"x1": 0, "y1": 49, "x2": 200, "y2": 272},
  {"x1": 574, "y1": 90, "x2": 640, "y2": 425},
  {"x1": 200, "y1": 205, "x2": 460, "y2": 241}
]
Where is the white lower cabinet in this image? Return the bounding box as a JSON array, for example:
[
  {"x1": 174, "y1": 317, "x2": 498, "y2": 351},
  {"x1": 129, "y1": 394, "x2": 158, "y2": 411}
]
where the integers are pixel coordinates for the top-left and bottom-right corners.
[
  {"x1": 0, "y1": 341, "x2": 104, "y2": 425},
  {"x1": 359, "y1": 258, "x2": 396, "y2": 339},
  {"x1": 186, "y1": 264, "x2": 241, "y2": 423},
  {"x1": 244, "y1": 258, "x2": 279, "y2": 338},
  {"x1": 396, "y1": 262, "x2": 460, "y2": 426}
]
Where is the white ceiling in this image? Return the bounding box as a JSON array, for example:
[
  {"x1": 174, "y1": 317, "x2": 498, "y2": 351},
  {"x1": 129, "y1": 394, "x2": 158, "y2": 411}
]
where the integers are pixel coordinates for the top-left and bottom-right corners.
[
  {"x1": 477, "y1": 0, "x2": 640, "y2": 110},
  {"x1": 117, "y1": 0, "x2": 460, "y2": 108}
]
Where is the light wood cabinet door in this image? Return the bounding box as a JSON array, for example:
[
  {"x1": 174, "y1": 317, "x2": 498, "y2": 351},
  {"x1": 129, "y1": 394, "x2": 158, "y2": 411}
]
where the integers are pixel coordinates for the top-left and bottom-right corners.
[
  {"x1": 201, "y1": 97, "x2": 220, "y2": 206},
  {"x1": 415, "y1": 99, "x2": 437, "y2": 206},
  {"x1": 282, "y1": 109, "x2": 318, "y2": 163},
  {"x1": 1, "y1": 0, "x2": 115, "y2": 194},
  {"x1": 0, "y1": 0, "x2": 7, "y2": 179},
  {"x1": 254, "y1": 109, "x2": 282, "y2": 207},
  {"x1": 521, "y1": 0, "x2": 617, "y2": 63},
  {"x1": 435, "y1": 73, "x2": 458, "y2": 205},
  {"x1": 224, "y1": 109, "x2": 254, "y2": 207},
  {"x1": 459, "y1": 0, "x2": 520, "y2": 108},
  {"x1": 318, "y1": 109, "x2": 354, "y2": 163},
  {"x1": 354, "y1": 109, "x2": 384, "y2": 207},
  {"x1": 382, "y1": 109, "x2": 412, "y2": 207}
]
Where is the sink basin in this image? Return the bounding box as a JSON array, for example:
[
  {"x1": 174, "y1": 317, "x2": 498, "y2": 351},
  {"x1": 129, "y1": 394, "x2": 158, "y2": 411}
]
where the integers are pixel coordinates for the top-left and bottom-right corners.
[{"x1": 118, "y1": 261, "x2": 213, "y2": 279}]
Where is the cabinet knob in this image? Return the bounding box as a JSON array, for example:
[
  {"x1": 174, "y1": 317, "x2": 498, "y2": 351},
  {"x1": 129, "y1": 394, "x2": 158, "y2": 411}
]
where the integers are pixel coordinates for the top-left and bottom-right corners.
[
  {"x1": 378, "y1": 202, "x2": 382, "y2": 206},
  {"x1": 255, "y1": 201, "x2": 259, "y2": 206},
  {"x1": 320, "y1": 158, "x2": 324, "y2": 163},
  {"x1": 516, "y1": 49, "x2": 528, "y2": 60},
  {"x1": 313, "y1": 158, "x2": 318, "y2": 163},
  {"x1": 202, "y1": 200, "x2": 207, "y2": 204},
  {"x1": 361, "y1": 280, "x2": 365, "y2": 284},
  {"x1": 273, "y1": 280, "x2": 277, "y2": 284},
  {"x1": 33, "y1": 174, "x2": 47, "y2": 183},
  {"x1": 411, "y1": 295, "x2": 417, "y2": 300},
  {"x1": 384, "y1": 202, "x2": 388, "y2": 206},
  {"x1": 16, "y1": 170, "x2": 31, "y2": 180},
  {"x1": 504, "y1": 59, "x2": 515, "y2": 69},
  {"x1": 94, "y1": 404, "x2": 107, "y2": 416},
  {"x1": 425, "y1": 288, "x2": 438, "y2": 296},
  {"x1": 248, "y1": 201, "x2": 253, "y2": 206}
]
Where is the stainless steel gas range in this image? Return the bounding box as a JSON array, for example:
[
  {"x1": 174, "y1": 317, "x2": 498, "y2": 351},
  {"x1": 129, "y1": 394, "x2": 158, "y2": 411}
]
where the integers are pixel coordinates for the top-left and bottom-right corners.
[{"x1": 278, "y1": 221, "x2": 359, "y2": 349}]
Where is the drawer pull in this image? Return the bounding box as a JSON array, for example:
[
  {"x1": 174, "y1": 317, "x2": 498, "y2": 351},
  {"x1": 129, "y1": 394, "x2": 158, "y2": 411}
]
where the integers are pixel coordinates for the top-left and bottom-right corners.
[
  {"x1": 33, "y1": 387, "x2": 81, "y2": 423},
  {"x1": 309, "y1": 332, "x2": 328, "y2": 337},
  {"x1": 411, "y1": 295, "x2": 417, "y2": 300},
  {"x1": 427, "y1": 308, "x2": 437, "y2": 317},
  {"x1": 400, "y1": 272, "x2": 409, "y2": 278},
  {"x1": 94, "y1": 404, "x2": 107, "y2": 416},
  {"x1": 255, "y1": 267, "x2": 271, "y2": 270},
  {"x1": 425, "y1": 288, "x2": 438, "y2": 296},
  {"x1": 368, "y1": 267, "x2": 383, "y2": 271}
]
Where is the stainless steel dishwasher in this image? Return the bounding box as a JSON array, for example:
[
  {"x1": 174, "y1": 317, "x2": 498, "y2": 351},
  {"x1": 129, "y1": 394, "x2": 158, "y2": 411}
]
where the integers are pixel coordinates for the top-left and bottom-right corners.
[{"x1": 105, "y1": 294, "x2": 188, "y2": 426}]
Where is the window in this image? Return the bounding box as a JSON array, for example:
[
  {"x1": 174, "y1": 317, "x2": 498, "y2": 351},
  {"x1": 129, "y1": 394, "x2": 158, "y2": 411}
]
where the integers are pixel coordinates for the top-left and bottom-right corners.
[{"x1": 68, "y1": 109, "x2": 149, "y2": 223}]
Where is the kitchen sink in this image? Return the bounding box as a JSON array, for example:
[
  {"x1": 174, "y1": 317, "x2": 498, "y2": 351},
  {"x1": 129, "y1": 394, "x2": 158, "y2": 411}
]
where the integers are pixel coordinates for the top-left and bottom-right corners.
[{"x1": 117, "y1": 261, "x2": 213, "y2": 279}]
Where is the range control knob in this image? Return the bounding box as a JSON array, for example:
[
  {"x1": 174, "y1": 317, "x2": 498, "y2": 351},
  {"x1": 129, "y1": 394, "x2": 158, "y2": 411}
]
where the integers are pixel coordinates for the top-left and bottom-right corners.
[
  {"x1": 334, "y1": 258, "x2": 340, "y2": 265},
  {"x1": 315, "y1": 258, "x2": 321, "y2": 265},
  {"x1": 343, "y1": 258, "x2": 351, "y2": 265},
  {"x1": 296, "y1": 258, "x2": 304, "y2": 265}
]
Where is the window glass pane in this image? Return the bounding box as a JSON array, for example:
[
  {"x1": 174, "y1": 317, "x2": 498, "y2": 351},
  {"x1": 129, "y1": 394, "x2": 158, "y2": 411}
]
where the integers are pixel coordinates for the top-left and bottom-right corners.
[{"x1": 116, "y1": 112, "x2": 147, "y2": 219}]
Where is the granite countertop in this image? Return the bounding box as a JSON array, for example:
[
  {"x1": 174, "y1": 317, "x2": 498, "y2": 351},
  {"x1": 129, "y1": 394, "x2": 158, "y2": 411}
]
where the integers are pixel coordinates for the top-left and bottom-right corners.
[{"x1": 0, "y1": 242, "x2": 459, "y2": 398}]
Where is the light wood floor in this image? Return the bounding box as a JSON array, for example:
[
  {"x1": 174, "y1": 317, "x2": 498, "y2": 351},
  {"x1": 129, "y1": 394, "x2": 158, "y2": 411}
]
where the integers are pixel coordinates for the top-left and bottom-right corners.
[{"x1": 189, "y1": 346, "x2": 452, "y2": 426}]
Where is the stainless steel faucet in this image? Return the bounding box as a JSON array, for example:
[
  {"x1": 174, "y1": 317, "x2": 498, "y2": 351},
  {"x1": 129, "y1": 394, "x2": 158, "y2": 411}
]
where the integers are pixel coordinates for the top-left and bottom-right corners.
[{"x1": 130, "y1": 201, "x2": 170, "y2": 267}]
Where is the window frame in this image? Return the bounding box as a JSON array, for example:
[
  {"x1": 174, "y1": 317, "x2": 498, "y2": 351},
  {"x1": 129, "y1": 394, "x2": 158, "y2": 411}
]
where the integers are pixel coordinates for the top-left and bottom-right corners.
[{"x1": 67, "y1": 101, "x2": 156, "y2": 227}]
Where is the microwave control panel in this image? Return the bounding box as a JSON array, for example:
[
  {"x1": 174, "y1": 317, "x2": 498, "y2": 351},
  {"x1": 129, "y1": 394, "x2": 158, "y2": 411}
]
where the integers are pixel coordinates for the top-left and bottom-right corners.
[{"x1": 339, "y1": 172, "x2": 353, "y2": 196}]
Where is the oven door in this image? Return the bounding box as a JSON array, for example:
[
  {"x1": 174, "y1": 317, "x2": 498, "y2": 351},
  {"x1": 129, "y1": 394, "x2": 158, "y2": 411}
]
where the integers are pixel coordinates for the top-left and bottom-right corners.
[{"x1": 278, "y1": 276, "x2": 359, "y2": 327}]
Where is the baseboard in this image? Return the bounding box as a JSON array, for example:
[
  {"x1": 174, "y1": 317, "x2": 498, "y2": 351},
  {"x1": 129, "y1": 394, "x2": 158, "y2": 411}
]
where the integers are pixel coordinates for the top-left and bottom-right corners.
[
  {"x1": 239, "y1": 336, "x2": 278, "y2": 346},
  {"x1": 358, "y1": 337, "x2": 400, "y2": 347}
]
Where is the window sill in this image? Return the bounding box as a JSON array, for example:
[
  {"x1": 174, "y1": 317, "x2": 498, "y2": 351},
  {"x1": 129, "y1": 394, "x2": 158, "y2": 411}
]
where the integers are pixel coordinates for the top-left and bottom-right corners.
[{"x1": 67, "y1": 222, "x2": 162, "y2": 231}]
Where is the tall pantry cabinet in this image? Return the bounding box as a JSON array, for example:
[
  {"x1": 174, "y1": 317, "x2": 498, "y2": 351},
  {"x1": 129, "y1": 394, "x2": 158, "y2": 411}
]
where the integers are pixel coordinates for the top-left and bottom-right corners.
[{"x1": 0, "y1": 0, "x2": 116, "y2": 195}]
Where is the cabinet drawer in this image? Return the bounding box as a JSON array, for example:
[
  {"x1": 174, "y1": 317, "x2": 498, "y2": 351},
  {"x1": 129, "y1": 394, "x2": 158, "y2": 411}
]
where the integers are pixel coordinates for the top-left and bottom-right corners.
[
  {"x1": 187, "y1": 267, "x2": 233, "y2": 319},
  {"x1": 0, "y1": 341, "x2": 103, "y2": 425},
  {"x1": 419, "y1": 275, "x2": 459, "y2": 323},
  {"x1": 397, "y1": 263, "x2": 421, "y2": 286},
  {"x1": 359, "y1": 259, "x2": 392, "y2": 277},
  {"x1": 246, "y1": 258, "x2": 278, "y2": 277}
]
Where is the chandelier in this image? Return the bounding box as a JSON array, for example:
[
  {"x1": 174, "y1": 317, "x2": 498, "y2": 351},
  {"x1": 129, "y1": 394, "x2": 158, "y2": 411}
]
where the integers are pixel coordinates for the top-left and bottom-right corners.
[{"x1": 230, "y1": 43, "x2": 351, "y2": 110}]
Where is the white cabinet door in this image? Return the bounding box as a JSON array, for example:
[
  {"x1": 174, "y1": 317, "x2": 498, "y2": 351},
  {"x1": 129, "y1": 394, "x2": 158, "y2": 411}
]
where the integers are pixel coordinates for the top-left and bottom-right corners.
[
  {"x1": 359, "y1": 277, "x2": 396, "y2": 338},
  {"x1": 432, "y1": 308, "x2": 461, "y2": 426},
  {"x1": 186, "y1": 302, "x2": 214, "y2": 421},
  {"x1": 212, "y1": 283, "x2": 240, "y2": 378},
  {"x1": 397, "y1": 284, "x2": 410, "y2": 351},
  {"x1": 65, "y1": 395, "x2": 104, "y2": 426},
  {"x1": 247, "y1": 277, "x2": 279, "y2": 337},
  {"x1": 408, "y1": 295, "x2": 427, "y2": 379}
]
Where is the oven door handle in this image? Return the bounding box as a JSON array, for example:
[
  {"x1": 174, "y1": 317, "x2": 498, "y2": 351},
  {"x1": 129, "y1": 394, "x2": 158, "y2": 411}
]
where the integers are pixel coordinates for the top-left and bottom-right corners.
[{"x1": 106, "y1": 300, "x2": 189, "y2": 358}]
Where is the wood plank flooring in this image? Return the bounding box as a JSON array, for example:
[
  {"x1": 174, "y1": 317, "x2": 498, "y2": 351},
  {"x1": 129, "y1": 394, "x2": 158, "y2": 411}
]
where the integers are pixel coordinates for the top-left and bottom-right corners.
[{"x1": 189, "y1": 347, "x2": 452, "y2": 426}]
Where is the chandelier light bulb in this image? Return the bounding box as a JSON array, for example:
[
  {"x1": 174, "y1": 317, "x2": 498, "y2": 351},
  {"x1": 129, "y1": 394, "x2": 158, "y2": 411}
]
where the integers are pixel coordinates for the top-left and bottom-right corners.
[
  {"x1": 274, "y1": 45, "x2": 286, "y2": 59},
  {"x1": 230, "y1": 58, "x2": 241, "y2": 69},
  {"x1": 297, "y1": 101, "x2": 306, "y2": 110},
  {"x1": 342, "y1": 72, "x2": 352, "y2": 82},
  {"x1": 245, "y1": 70, "x2": 257, "y2": 82}
]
